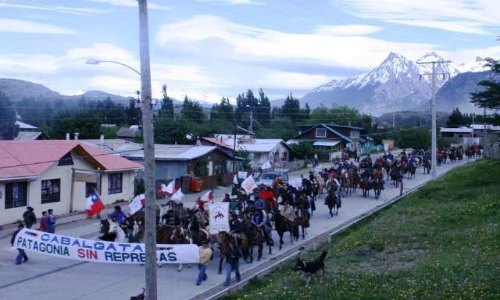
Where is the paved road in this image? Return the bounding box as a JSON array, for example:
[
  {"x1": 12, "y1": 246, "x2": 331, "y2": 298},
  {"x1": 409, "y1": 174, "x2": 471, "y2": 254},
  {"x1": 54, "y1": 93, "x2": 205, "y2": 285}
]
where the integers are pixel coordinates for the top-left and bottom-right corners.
[{"x1": 0, "y1": 158, "x2": 475, "y2": 300}]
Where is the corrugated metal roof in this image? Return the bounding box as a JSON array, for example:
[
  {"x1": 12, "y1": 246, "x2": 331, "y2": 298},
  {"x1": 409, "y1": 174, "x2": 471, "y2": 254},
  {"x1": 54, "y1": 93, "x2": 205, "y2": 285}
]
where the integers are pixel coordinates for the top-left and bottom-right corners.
[
  {"x1": 14, "y1": 131, "x2": 43, "y2": 140},
  {"x1": 440, "y1": 127, "x2": 473, "y2": 133},
  {"x1": 15, "y1": 121, "x2": 38, "y2": 130},
  {"x1": 470, "y1": 124, "x2": 500, "y2": 131},
  {"x1": 123, "y1": 145, "x2": 218, "y2": 161},
  {"x1": 313, "y1": 140, "x2": 341, "y2": 147}
]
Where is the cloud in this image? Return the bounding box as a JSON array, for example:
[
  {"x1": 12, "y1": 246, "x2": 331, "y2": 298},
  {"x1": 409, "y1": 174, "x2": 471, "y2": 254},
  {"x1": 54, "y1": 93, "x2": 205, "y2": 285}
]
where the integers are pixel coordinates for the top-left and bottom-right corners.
[
  {"x1": 0, "y1": 43, "x2": 221, "y2": 101},
  {"x1": 197, "y1": 0, "x2": 266, "y2": 5},
  {"x1": 156, "y1": 15, "x2": 436, "y2": 70},
  {"x1": 335, "y1": 0, "x2": 500, "y2": 34},
  {"x1": 0, "y1": 1, "x2": 106, "y2": 15},
  {"x1": 0, "y1": 18, "x2": 76, "y2": 34},
  {"x1": 314, "y1": 24, "x2": 383, "y2": 36},
  {"x1": 89, "y1": 0, "x2": 171, "y2": 10},
  {"x1": 263, "y1": 71, "x2": 332, "y2": 89}
]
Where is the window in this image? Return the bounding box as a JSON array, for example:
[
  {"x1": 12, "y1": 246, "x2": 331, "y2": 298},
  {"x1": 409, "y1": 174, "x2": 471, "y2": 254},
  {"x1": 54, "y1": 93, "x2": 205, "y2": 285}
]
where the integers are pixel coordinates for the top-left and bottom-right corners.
[
  {"x1": 108, "y1": 173, "x2": 123, "y2": 194},
  {"x1": 5, "y1": 182, "x2": 28, "y2": 209},
  {"x1": 85, "y1": 182, "x2": 97, "y2": 197},
  {"x1": 315, "y1": 128, "x2": 327, "y2": 138},
  {"x1": 58, "y1": 152, "x2": 73, "y2": 166},
  {"x1": 41, "y1": 179, "x2": 61, "y2": 204}
]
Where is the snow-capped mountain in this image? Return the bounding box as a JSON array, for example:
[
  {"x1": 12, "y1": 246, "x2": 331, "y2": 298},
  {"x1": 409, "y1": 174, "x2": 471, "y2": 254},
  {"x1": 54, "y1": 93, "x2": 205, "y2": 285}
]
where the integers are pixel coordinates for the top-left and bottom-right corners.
[
  {"x1": 301, "y1": 52, "x2": 489, "y2": 116},
  {"x1": 456, "y1": 56, "x2": 490, "y2": 73}
]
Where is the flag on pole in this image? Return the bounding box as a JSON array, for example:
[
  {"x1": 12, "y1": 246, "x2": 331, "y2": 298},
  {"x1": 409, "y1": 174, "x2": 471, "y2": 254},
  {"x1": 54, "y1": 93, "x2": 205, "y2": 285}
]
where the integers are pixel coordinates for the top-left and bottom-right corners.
[
  {"x1": 163, "y1": 180, "x2": 177, "y2": 195},
  {"x1": 241, "y1": 175, "x2": 257, "y2": 193},
  {"x1": 200, "y1": 190, "x2": 214, "y2": 203},
  {"x1": 129, "y1": 193, "x2": 145, "y2": 215},
  {"x1": 233, "y1": 174, "x2": 239, "y2": 185},
  {"x1": 86, "y1": 191, "x2": 104, "y2": 217},
  {"x1": 171, "y1": 188, "x2": 184, "y2": 202}
]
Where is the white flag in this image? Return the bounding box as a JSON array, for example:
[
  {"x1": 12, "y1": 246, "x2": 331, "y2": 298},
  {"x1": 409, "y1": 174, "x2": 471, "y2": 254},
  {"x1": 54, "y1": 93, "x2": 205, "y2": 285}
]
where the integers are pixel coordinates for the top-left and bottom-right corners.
[
  {"x1": 164, "y1": 180, "x2": 176, "y2": 195},
  {"x1": 171, "y1": 188, "x2": 184, "y2": 202},
  {"x1": 241, "y1": 175, "x2": 257, "y2": 194},
  {"x1": 208, "y1": 202, "x2": 230, "y2": 234},
  {"x1": 233, "y1": 174, "x2": 239, "y2": 185},
  {"x1": 128, "y1": 194, "x2": 145, "y2": 215},
  {"x1": 261, "y1": 160, "x2": 272, "y2": 170}
]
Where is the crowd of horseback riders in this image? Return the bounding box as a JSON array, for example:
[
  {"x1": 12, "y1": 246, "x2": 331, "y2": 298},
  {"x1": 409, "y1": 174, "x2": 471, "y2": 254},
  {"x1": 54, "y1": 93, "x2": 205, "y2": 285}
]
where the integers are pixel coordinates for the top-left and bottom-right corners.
[{"x1": 97, "y1": 144, "x2": 481, "y2": 271}]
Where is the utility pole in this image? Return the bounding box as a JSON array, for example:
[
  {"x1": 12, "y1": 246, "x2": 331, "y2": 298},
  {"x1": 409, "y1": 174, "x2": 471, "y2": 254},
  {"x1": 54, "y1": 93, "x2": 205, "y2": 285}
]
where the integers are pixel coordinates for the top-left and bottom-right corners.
[
  {"x1": 249, "y1": 109, "x2": 253, "y2": 134},
  {"x1": 137, "y1": 1, "x2": 157, "y2": 299},
  {"x1": 417, "y1": 60, "x2": 450, "y2": 179}
]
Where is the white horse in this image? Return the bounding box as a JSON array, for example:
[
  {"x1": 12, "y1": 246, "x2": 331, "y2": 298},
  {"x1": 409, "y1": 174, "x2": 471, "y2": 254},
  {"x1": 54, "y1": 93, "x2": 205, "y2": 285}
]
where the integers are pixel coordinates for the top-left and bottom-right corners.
[{"x1": 108, "y1": 220, "x2": 127, "y2": 243}]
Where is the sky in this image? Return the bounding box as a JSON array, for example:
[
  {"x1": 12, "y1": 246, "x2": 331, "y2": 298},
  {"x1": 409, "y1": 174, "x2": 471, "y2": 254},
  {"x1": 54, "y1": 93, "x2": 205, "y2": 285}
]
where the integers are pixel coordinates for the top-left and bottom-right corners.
[{"x1": 0, "y1": 0, "x2": 499, "y2": 103}]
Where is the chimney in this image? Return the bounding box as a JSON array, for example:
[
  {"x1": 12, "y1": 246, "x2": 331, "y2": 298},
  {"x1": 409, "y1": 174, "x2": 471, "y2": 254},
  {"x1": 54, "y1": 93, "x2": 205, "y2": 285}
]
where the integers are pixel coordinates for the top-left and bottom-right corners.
[
  {"x1": 100, "y1": 134, "x2": 104, "y2": 146},
  {"x1": 74, "y1": 132, "x2": 79, "y2": 141},
  {"x1": 65, "y1": 133, "x2": 70, "y2": 140}
]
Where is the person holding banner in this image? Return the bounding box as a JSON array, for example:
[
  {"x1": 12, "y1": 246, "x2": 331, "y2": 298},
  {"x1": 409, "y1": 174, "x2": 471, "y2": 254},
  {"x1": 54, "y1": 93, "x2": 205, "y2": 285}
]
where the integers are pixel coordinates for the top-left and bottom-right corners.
[
  {"x1": 196, "y1": 242, "x2": 212, "y2": 286},
  {"x1": 11, "y1": 223, "x2": 29, "y2": 265}
]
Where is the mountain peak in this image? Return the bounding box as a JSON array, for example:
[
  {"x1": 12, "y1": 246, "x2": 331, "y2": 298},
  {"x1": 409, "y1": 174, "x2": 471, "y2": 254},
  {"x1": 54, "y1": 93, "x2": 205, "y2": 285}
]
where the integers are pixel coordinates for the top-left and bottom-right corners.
[{"x1": 385, "y1": 52, "x2": 407, "y2": 62}]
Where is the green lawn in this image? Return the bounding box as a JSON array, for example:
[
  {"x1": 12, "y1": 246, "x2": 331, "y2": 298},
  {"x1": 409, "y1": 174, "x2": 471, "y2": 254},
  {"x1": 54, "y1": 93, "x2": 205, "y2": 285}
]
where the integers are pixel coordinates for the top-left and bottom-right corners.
[{"x1": 224, "y1": 160, "x2": 500, "y2": 300}]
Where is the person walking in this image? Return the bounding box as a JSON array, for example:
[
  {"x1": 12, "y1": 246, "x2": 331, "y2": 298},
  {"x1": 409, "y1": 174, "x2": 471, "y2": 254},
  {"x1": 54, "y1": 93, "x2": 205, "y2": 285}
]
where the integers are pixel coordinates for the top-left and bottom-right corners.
[
  {"x1": 22, "y1": 207, "x2": 36, "y2": 229},
  {"x1": 224, "y1": 240, "x2": 241, "y2": 286},
  {"x1": 196, "y1": 241, "x2": 212, "y2": 286},
  {"x1": 46, "y1": 209, "x2": 56, "y2": 233},
  {"x1": 38, "y1": 211, "x2": 47, "y2": 231},
  {"x1": 11, "y1": 223, "x2": 28, "y2": 265}
]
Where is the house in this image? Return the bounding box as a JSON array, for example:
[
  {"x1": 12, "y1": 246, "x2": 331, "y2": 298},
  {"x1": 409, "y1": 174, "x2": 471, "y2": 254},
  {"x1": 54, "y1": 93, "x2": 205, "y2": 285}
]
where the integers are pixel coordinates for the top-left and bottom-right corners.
[
  {"x1": 440, "y1": 125, "x2": 499, "y2": 145},
  {"x1": 201, "y1": 136, "x2": 291, "y2": 171},
  {"x1": 119, "y1": 144, "x2": 237, "y2": 191},
  {"x1": 0, "y1": 140, "x2": 143, "y2": 225},
  {"x1": 116, "y1": 125, "x2": 141, "y2": 141},
  {"x1": 14, "y1": 121, "x2": 48, "y2": 140},
  {"x1": 290, "y1": 123, "x2": 363, "y2": 151}
]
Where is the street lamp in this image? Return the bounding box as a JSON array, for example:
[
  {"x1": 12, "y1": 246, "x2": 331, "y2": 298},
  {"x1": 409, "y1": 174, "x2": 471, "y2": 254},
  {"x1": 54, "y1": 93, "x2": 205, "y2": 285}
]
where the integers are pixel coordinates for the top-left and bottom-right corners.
[{"x1": 85, "y1": 59, "x2": 142, "y2": 76}]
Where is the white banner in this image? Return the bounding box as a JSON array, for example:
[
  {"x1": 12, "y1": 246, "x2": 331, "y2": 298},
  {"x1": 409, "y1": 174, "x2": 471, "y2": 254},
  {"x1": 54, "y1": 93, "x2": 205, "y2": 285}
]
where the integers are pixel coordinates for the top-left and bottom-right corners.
[
  {"x1": 208, "y1": 202, "x2": 230, "y2": 234},
  {"x1": 128, "y1": 194, "x2": 144, "y2": 215},
  {"x1": 14, "y1": 229, "x2": 199, "y2": 264},
  {"x1": 237, "y1": 171, "x2": 248, "y2": 179},
  {"x1": 241, "y1": 175, "x2": 257, "y2": 193}
]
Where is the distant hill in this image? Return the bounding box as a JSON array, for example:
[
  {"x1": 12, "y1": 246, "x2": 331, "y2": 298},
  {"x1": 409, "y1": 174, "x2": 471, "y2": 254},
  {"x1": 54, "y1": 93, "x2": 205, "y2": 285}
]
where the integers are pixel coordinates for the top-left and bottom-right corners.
[{"x1": 0, "y1": 78, "x2": 62, "y2": 101}]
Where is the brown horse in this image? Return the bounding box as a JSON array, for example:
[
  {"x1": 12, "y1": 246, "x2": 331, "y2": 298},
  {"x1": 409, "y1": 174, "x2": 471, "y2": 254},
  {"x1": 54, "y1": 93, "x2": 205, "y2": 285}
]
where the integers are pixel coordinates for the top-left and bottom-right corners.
[
  {"x1": 273, "y1": 209, "x2": 294, "y2": 250},
  {"x1": 340, "y1": 171, "x2": 352, "y2": 197},
  {"x1": 325, "y1": 188, "x2": 341, "y2": 217},
  {"x1": 241, "y1": 217, "x2": 268, "y2": 262},
  {"x1": 294, "y1": 208, "x2": 309, "y2": 240}
]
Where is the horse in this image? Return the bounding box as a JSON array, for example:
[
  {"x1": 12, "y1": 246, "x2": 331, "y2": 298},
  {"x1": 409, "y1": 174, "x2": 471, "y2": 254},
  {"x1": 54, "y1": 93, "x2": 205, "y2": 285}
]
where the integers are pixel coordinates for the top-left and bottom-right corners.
[
  {"x1": 272, "y1": 209, "x2": 294, "y2": 250},
  {"x1": 340, "y1": 171, "x2": 352, "y2": 197},
  {"x1": 359, "y1": 177, "x2": 372, "y2": 198},
  {"x1": 99, "y1": 219, "x2": 127, "y2": 242},
  {"x1": 325, "y1": 188, "x2": 341, "y2": 217},
  {"x1": 350, "y1": 170, "x2": 360, "y2": 194},
  {"x1": 423, "y1": 158, "x2": 431, "y2": 174},
  {"x1": 215, "y1": 231, "x2": 232, "y2": 273},
  {"x1": 294, "y1": 208, "x2": 309, "y2": 240},
  {"x1": 170, "y1": 226, "x2": 192, "y2": 271},
  {"x1": 389, "y1": 165, "x2": 403, "y2": 188},
  {"x1": 241, "y1": 217, "x2": 269, "y2": 262},
  {"x1": 404, "y1": 162, "x2": 416, "y2": 179},
  {"x1": 372, "y1": 178, "x2": 383, "y2": 200}
]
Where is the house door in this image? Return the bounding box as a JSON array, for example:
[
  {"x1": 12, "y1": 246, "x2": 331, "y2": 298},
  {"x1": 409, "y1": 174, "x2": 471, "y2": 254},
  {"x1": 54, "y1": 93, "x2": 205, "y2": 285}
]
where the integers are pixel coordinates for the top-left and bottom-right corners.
[{"x1": 85, "y1": 182, "x2": 97, "y2": 197}]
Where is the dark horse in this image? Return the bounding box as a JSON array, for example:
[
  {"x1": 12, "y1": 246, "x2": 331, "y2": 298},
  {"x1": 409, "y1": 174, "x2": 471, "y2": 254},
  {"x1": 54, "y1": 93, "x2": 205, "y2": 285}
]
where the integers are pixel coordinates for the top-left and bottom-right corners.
[
  {"x1": 294, "y1": 208, "x2": 309, "y2": 240},
  {"x1": 372, "y1": 178, "x2": 383, "y2": 199},
  {"x1": 325, "y1": 188, "x2": 341, "y2": 217},
  {"x1": 359, "y1": 177, "x2": 372, "y2": 198},
  {"x1": 242, "y1": 218, "x2": 269, "y2": 262},
  {"x1": 423, "y1": 158, "x2": 431, "y2": 174},
  {"x1": 272, "y1": 209, "x2": 294, "y2": 250}
]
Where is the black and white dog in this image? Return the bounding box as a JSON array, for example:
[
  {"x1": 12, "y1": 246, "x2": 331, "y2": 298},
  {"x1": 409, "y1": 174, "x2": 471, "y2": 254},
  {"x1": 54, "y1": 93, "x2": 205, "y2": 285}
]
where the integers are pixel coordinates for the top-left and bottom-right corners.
[
  {"x1": 293, "y1": 250, "x2": 328, "y2": 287},
  {"x1": 130, "y1": 288, "x2": 145, "y2": 300}
]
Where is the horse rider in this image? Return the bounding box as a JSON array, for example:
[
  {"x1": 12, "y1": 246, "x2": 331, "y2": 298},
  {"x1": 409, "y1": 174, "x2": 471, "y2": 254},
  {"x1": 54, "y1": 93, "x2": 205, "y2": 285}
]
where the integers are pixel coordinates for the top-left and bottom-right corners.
[
  {"x1": 251, "y1": 204, "x2": 273, "y2": 246},
  {"x1": 229, "y1": 213, "x2": 243, "y2": 245},
  {"x1": 280, "y1": 200, "x2": 296, "y2": 229},
  {"x1": 372, "y1": 166, "x2": 385, "y2": 189},
  {"x1": 108, "y1": 206, "x2": 126, "y2": 224}
]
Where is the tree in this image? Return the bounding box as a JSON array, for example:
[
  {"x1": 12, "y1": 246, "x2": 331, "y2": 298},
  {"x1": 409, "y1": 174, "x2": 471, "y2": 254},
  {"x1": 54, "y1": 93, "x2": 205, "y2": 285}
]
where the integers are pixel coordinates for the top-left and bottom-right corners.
[
  {"x1": 159, "y1": 84, "x2": 174, "y2": 119},
  {"x1": 446, "y1": 108, "x2": 466, "y2": 127},
  {"x1": 181, "y1": 96, "x2": 204, "y2": 121},
  {"x1": 256, "y1": 88, "x2": 271, "y2": 127},
  {"x1": 471, "y1": 58, "x2": 500, "y2": 110},
  {"x1": 0, "y1": 92, "x2": 18, "y2": 140},
  {"x1": 281, "y1": 93, "x2": 301, "y2": 122}
]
